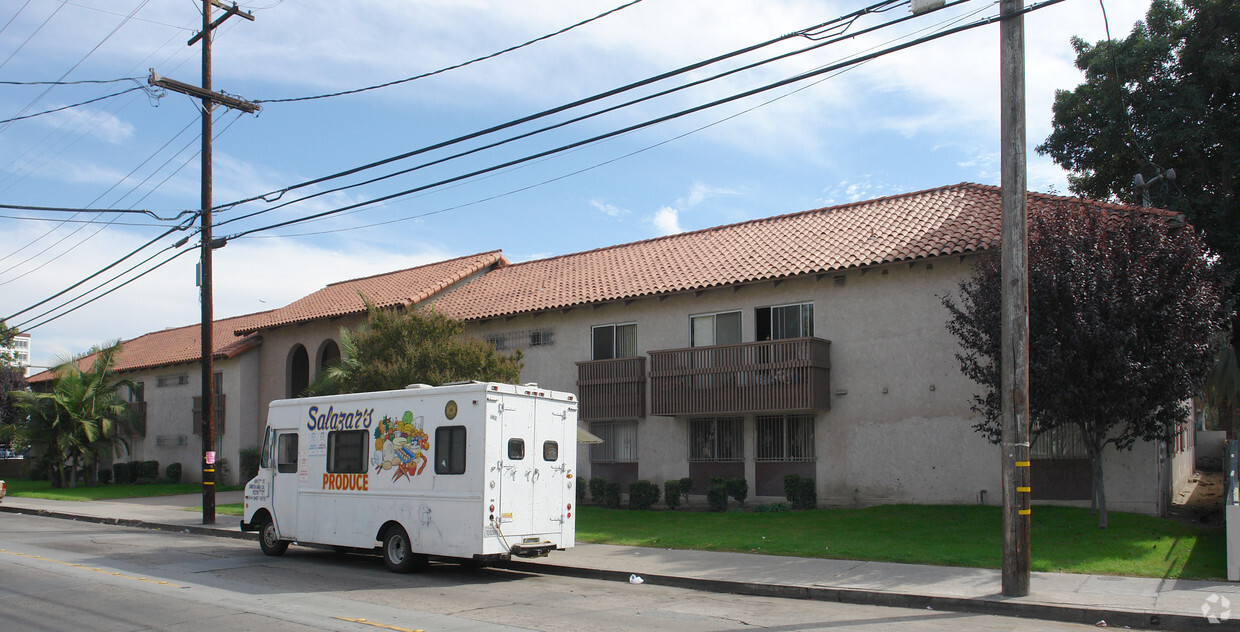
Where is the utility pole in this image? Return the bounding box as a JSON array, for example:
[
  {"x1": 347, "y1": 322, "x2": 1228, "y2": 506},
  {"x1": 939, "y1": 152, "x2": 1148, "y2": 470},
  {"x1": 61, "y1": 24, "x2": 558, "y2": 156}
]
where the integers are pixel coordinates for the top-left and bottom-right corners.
[
  {"x1": 149, "y1": 0, "x2": 256, "y2": 525},
  {"x1": 999, "y1": 0, "x2": 1031, "y2": 597}
]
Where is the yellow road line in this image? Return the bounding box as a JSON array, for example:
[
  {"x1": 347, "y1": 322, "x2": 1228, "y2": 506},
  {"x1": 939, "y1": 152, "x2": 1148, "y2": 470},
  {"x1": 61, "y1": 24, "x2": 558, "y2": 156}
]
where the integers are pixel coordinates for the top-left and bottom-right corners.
[
  {"x1": 333, "y1": 616, "x2": 423, "y2": 632},
  {"x1": 0, "y1": 548, "x2": 184, "y2": 588}
]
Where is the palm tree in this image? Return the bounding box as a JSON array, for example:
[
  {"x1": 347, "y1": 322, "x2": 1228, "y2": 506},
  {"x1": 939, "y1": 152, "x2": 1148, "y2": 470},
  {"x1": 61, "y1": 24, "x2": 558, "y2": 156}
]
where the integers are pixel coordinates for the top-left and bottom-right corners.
[{"x1": 5, "y1": 342, "x2": 137, "y2": 487}]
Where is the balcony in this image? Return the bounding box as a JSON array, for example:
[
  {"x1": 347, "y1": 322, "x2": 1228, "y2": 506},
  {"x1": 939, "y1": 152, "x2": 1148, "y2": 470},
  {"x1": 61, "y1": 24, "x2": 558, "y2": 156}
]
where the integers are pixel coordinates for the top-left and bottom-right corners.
[
  {"x1": 123, "y1": 401, "x2": 147, "y2": 437},
  {"x1": 576, "y1": 356, "x2": 646, "y2": 421},
  {"x1": 649, "y1": 337, "x2": 831, "y2": 416},
  {"x1": 192, "y1": 394, "x2": 226, "y2": 435}
]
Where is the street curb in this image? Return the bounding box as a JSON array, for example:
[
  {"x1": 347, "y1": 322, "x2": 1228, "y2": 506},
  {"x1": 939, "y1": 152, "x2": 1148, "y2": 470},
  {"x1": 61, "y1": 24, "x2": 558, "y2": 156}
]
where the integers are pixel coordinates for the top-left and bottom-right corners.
[
  {"x1": 1, "y1": 505, "x2": 1210, "y2": 630},
  {"x1": 0, "y1": 504, "x2": 255, "y2": 541},
  {"x1": 501, "y1": 560, "x2": 1208, "y2": 631}
]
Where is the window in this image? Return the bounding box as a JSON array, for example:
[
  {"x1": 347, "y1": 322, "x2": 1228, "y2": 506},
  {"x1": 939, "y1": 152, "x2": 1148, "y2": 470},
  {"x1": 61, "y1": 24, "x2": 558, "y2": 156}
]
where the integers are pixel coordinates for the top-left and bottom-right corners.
[
  {"x1": 157, "y1": 374, "x2": 189, "y2": 387},
  {"x1": 1031, "y1": 425, "x2": 1087, "y2": 459},
  {"x1": 755, "y1": 303, "x2": 813, "y2": 341},
  {"x1": 327, "y1": 430, "x2": 368, "y2": 473},
  {"x1": 691, "y1": 311, "x2": 741, "y2": 347},
  {"x1": 507, "y1": 438, "x2": 525, "y2": 460},
  {"x1": 592, "y1": 323, "x2": 637, "y2": 360},
  {"x1": 260, "y1": 427, "x2": 273, "y2": 469},
  {"x1": 756, "y1": 414, "x2": 815, "y2": 461},
  {"x1": 529, "y1": 330, "x2": 554, "y2": 346},
  {"x1": 276, "y1": 433, "x2": 298, "y2": 474},
  {"x1": 435, "y1": 426, "x2": 467, "y2": 474},
  {"x1": 543, "y1": 440, "x2": 559, "y2": 461},
  {"x1": 484, "y1": 334, "x2": 508, "y2": 351},
  {"x1": 128, "y1": 382, "x2": 145, "y2": 403},
  {"x1": 590, "y1": 420, "x2": 637, "y2": 463},
  {"x1": 688, "y1": 417, "x2": 743, "y2": 462}
]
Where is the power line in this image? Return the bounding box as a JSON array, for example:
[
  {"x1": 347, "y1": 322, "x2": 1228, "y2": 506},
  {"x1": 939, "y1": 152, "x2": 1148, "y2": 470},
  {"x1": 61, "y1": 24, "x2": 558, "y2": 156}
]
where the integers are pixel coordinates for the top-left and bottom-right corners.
[
  {"x1": 0, "y1": 77, "x2": 143, "y2": 85},
  {"x1": 216, "y1": 0, "x2": 908, "y2": 214},
  {"x1": 225, "y1": 0, "x2": 1055, "y2": 241},
  {"x1": 5, "y1": 220, "x2": 197, "y2": 323},
  {"x1": 0, "y1": 84, "x2": 156, "y2": 125},
  {"x1": 0, "y1": 203, "x2": 193, "y2": 220},
  {"x1": 254, "y1": 0, "x2": 647, "y2": 104},
  {"x1": 217, "y1": 0, "x2": 960, "y2": 230}
]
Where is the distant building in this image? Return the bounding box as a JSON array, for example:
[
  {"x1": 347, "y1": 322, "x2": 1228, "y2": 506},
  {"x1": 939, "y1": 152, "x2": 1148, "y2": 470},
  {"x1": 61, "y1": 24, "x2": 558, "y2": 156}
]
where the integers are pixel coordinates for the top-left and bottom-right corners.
[{"x1": 3, "y1": 332, "x2": 30, "y2": 375}]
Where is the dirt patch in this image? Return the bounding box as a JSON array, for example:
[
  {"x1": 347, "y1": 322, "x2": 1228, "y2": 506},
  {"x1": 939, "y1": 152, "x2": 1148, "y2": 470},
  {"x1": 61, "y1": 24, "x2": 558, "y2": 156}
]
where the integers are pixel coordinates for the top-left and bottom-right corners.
[{"x1": 1168, "y1": 471, "x2": 1226, "y2": 528}]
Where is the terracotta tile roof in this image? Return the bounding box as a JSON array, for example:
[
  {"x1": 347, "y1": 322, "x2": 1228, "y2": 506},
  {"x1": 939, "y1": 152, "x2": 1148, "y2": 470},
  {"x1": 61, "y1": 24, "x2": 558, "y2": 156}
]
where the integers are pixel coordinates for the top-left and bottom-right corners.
[
  {"x1": 234, "y1": 250, "x2": 508, "y2": 335},
  {"x1": 27, "y1": 311, "x2": 272, "y2": 384},
  {"x1": 433, "y1": 183, "x2": 1167, "y2": 321}
]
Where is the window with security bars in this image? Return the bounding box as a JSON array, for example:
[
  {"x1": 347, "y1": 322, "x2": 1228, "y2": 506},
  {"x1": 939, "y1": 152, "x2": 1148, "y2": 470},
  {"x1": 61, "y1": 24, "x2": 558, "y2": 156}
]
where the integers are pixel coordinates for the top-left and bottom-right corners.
[
  {"x1": 756, "y1": 414, "x2": 815, "y2": 461},
  {"x1": 688, "y1": 417, "x2": 743, "y2": 462},
  {"x1": 1030, "y1": 424, "x2": 1088, "y2": 459},
  {"x1": 590, "y1": 420, "x2": 638, "y2": 463}
]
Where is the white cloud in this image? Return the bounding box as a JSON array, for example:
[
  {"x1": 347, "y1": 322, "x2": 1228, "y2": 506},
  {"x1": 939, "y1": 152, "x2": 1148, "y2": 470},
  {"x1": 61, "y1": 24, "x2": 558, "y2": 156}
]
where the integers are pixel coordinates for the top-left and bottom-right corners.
[
  {"x1": 651, "y1": 206, "x2": 682, "y2": 235},
  {"x1": 685, "y1": 182, "x2": 738, "y2": 208},
  {"x1": 589, "y1": 199, "x2": 629, "y2": 218}
]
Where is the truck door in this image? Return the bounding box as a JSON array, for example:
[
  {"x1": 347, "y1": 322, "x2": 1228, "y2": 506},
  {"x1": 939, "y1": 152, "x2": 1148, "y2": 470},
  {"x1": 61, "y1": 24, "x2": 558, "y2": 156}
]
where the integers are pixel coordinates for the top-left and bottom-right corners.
[
  {"x1": 498, "y1": 395, "x2": 536, "y2": 536},
  {"x1": 530, "y1": 398, "x2": 568, "y2": 534},
  {"x1": 272, "y1": 431, "x2": 299, "y2": 539}
]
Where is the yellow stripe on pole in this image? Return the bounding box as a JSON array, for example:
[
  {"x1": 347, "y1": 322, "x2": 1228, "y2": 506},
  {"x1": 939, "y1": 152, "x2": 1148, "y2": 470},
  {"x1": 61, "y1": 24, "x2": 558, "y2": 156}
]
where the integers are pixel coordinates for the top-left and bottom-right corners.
[
  {"x1": 1018, "y1": 509, "x2": 1031, "y2": 515},
  {"x1": 203, "y1": 481, "x2": 214, "y2": 485},
  {"x1": 1017, "y1": 486, "x2": 1031, "y2": 493},
  {"x1": 1015, "y1": 461, "x2": 1030, "y2": 467}
]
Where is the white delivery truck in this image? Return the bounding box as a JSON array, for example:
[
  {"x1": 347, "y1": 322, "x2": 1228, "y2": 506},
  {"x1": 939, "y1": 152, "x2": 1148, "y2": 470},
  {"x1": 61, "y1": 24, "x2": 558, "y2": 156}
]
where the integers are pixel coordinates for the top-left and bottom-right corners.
[{"x1": 241, "y1": 382, "x2": 578, "y2": 572}]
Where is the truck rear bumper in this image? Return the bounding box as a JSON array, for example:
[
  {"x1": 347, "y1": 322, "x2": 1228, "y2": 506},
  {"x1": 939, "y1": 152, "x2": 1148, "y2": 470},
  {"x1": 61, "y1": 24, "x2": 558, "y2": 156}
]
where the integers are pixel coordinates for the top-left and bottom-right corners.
[{"x1": 509, "y1": 541, "x2": 557, "y2": 558}]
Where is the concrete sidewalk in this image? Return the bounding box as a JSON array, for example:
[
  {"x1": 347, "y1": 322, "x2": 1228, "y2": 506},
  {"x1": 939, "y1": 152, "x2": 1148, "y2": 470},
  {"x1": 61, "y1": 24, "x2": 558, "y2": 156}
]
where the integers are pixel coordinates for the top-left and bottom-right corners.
[{"x1": 2, "y1": 494, "x2": 1236, "y2": 630}]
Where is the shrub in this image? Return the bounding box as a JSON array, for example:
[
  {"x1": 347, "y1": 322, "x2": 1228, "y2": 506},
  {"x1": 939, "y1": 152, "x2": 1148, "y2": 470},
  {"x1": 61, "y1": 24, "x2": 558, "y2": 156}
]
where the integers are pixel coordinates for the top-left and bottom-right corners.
[
  {"x1": 239, "y1": 446, "x2": 261, "y2": 482},
  {"x1": 707, "y1": 482, "x2": 729, "y2": 512},
  {"x1": 98, "y1": 469, "x2": 112, "y2": 484},
  {"x1": 138, "y1": 460, "x2": 160, "y2": 480},
  {"x1": 784, "y1": 474, "x2": 817, "y2": 510},
  {"x1": 628, "y1": 480, "x2": 661, "y2": 510},
  {"x1": 216, "y1": 458, "x2": 231, "y2": 485},
  {"x1": 726, "y1": 477, "x2": 748, "y2": 506},
  {"x1": 753, "y1": 502, "x2": 791, "y2": 513},
  {"x1": 710, "y1": 476, "x2": 727, "y2": 487},
  {"x1": 576, "y1": 478, "x2": 586, "y2": 505},
  {"x1": 165, "y1": 463, "x2": 182, "y2": 483},
  {"x1": 126, "y1": 460, "x2": 142, "y2": 483},
  {"x1": 679, "y1": 477, "x2": 694, "y2": 499},
  {"x1": 663, "y1": 480, "x2": 681, "y2": 510},
  {"x1": 589, "y1": 476, "x2": 608, "y2": 504},
  {"x1": 111, "y1": 462, "x2": 129, "y2": 484},
  {"x1": 604, "y1": 482, "x2": 622, "y2": 509}
]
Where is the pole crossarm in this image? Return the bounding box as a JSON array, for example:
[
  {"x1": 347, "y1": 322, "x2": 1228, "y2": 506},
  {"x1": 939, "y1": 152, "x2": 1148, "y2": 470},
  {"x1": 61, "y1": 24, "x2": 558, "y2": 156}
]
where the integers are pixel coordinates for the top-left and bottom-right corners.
[
  {"x1": 187, "y1": 1, "x2": 254, "y2": 46},
  {"x1": 148, "y1": 71, "x2": 259, "y2": 114}
]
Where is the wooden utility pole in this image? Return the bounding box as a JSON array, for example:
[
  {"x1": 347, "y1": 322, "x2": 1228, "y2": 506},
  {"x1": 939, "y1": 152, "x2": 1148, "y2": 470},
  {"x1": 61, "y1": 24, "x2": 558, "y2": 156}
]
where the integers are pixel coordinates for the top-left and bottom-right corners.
[
  {"x1": 999, "y1": 0, "x2": 1031, "y2": 597},
  {"x1": 150, "y1": 0, "x2": 256, "y2": 525}
]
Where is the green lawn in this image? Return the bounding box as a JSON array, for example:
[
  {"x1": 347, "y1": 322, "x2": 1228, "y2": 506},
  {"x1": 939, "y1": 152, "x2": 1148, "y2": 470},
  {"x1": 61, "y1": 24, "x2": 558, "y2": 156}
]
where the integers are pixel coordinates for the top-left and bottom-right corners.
[
  {"x1": 184, "y1": 503, "x2": 244, "y2": 516},
  {"x1": 4, "y1": 480, "x2": 242, "y2": 501},
  {"x1": 576, "y1": 504, "x2": 1227, "y2": 581}
]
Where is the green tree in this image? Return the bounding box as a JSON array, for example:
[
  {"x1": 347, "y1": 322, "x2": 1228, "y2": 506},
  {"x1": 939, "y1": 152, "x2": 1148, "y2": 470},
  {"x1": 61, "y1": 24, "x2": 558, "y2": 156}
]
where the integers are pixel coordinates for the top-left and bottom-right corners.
[
  {"x1": 3, "y1": 342, "x2": 138, "y2": 487},
  {"x1": 305, "y1": 301, "x2": 523, "y2": 396},
  {"x1": 1038, "y1": 0, "x2": 1239, "y2": 272},
  {"x1": 943, "y1": 202, "x2": 1230, "y2": 528}
]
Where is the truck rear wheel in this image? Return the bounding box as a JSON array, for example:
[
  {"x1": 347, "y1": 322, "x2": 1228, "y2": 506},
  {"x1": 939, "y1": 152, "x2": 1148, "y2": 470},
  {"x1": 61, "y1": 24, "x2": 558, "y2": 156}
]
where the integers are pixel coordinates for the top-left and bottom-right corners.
[
  {"x1": 382, "y1": 525, "x2": 427, "y2": 573},
  {"x1": 259, "y1": 520, "x2": 289, "y2": 556}
]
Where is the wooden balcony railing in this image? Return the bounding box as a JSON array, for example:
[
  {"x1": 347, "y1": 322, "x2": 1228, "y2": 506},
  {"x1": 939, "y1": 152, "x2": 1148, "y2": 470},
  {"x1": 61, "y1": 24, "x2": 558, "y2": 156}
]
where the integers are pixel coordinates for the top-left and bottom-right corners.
[
  {"x1": 192, "y1": 394, "x2": 226, "y2": 435},
  {"x1": 576, "y1": 356, "x2": 646, "y2": 421},
  {"x1": 122, "y1": 401, "x2": 147, "y2": 437},
  {"x1": 649, "y1": 337, "x2": 830, "y2": 416}
]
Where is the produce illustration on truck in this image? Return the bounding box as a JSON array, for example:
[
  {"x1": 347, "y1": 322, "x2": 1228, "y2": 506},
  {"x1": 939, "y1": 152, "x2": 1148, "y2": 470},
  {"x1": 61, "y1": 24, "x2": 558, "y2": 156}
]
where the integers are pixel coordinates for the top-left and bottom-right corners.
[{"x1": 372, "y1": 411, "x2": 429, "y2": 481}]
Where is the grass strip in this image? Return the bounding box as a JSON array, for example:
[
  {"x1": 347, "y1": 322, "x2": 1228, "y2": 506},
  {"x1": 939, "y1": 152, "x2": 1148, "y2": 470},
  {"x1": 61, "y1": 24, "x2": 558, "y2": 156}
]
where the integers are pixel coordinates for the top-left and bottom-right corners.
[
  {"x1": 576, "y1": 504, "x2": 1226, "y2": 580},
  {"x1": 5, "y1": 480, "x2": 242, "y2": 501}
]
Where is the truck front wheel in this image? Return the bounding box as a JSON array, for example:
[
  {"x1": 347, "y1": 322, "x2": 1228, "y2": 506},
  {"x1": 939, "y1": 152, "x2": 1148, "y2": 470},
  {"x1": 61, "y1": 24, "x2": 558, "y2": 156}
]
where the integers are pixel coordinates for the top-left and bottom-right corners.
[
  {"x1": 382, "y1": 525, "x2": 427, "y2": 573},
  {"x1": 259, "y1": 520, "x2": 289, "y2": 556}
]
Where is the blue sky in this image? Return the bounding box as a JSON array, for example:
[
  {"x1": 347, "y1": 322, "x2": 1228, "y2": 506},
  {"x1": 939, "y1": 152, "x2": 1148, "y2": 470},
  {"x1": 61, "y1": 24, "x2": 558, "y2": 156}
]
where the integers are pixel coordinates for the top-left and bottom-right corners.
[{"x1": 1, "y1": 0, "x2": 1152, "y2": 369}]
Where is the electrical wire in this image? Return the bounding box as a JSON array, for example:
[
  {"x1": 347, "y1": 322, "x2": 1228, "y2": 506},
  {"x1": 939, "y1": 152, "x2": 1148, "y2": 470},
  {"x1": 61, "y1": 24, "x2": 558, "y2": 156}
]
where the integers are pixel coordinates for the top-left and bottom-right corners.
[
  {"x1": 216, "y1": 0, "x2": 964, "y2": 229},
  {"x1": 0, "y1": 84, "x2": 154, "y2": 125},
  {"x1": 0, "y1": 77, "x2": 144, "y2": 85},
  {"x1": 0, "y1": 203, "x2": 193, "y2": 220},
  {"x1": 17, "y1": 246, "x2": 198, "y2": 332},
  {"x1": 4, "y1": 219, "x2": 197, "y2": 323},
  {"x1": 0, "y1": 0, "x2": 66, "y2": 72},
  {"x1": 215, "y1": 0, "x2": 909, "y2": 213},
  {"x1": 255, "y1": 0, "x2": 647, "y2": 104},
  {"x1": 224, "y1": 0, "x2": 1062, "y2": 241}
]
